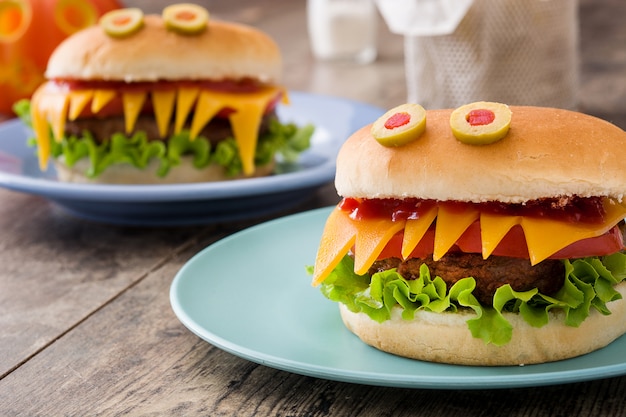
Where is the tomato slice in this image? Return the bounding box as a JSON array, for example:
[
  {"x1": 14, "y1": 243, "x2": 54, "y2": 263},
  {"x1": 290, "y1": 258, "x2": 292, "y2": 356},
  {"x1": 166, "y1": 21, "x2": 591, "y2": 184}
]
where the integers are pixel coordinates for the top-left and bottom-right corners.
[
  {"x1": 377, "y1": 222, "x2": 624, "y2": 261},
  {"x1": 550, "y1": 225, "x2": 624, "y2": 258},
  {"x1": 377, "y1": 229, "x2": 436, "y2": 260},
  {"x1": 455, "y1": 221, "x2": 530, "y2": 258}
]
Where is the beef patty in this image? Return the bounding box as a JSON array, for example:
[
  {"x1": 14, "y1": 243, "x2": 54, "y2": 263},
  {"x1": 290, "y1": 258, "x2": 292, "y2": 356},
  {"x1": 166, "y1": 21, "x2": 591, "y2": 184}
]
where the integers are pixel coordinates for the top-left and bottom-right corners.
[
  {"x1": 63, "y1": 110, "x2": 277, "y2": 145},
  {"x1": 368, "y1": 253, "x2": 566, "y2": 306}
]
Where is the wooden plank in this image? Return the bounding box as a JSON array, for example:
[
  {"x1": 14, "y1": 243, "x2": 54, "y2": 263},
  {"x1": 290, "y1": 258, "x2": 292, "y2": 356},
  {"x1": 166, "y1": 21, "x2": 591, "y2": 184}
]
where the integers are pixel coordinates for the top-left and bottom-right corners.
[
  {"x1": 0, "y1": 189, "x2": 215, "y2": 377},
  {"x1": 3, "y1": 237, "x2": 626, "y2": 415}
]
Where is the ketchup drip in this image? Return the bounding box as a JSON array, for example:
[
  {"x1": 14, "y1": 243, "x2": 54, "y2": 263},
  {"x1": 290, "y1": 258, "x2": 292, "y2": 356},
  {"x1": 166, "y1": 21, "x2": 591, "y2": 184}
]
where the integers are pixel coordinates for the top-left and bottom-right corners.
[{"x1": 339, "y1": 196, "x2": 607, "y2": 224}]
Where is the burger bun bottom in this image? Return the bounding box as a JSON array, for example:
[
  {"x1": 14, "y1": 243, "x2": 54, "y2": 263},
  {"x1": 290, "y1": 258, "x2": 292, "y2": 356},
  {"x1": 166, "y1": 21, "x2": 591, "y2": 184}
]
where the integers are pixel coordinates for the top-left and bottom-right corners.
[
  {"x1": 53, "y1": 156, "x2": 275, "y2": 184},
  {"x1": 339, "y1": 281, "x2": 626, "y2": 366}
]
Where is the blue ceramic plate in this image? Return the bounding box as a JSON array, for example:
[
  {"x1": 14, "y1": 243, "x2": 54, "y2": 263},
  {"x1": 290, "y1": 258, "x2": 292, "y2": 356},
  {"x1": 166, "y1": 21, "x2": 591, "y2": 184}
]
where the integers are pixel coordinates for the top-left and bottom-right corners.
[
  {"x1": 170, "y1": 207, "x2": 626, "y2": 389},
  {"x1": 0, "y1": 92, "x2": 383, "y2": 225}
]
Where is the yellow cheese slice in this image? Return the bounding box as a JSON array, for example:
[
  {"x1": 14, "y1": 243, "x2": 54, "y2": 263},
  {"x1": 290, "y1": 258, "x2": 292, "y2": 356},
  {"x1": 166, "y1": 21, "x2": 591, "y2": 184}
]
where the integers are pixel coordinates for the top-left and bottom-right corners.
[
  {"x1": 354, "y1": 217, "x2": 406, "y2": 275},
  {"x1": 228, "y1": 102, "x2": 264, "y2": 175},
  {"x1": 30, "y1": 82, "x2": 286, "y2": 176},
  {"x1": 521, "y1": 199, "x2": 626, "y2": 265},
  {"x1": 312, "y1": 199, "x2": 626, "y2": 286},
  {"x1": 30, "y1": 85, "x2": 52, "y2": 170},
  {"x1": 433, "y1": 204, "x2": 480, "y2": 260},
  {"x1": 30, "y1": 86, "x2": 68, "y2": 140},
  {"x1": 190, "y1": 91, "x2": 223, "y2": 139},
  {"x1": 480, "y1": 213, "x2": 522, "y2": 259},
  {"x1": 175, "y1": 87, "x2": 200, "y2": 134},
  {"x1": 68, "y1": 90, "x2": 93, "y2": 121},
  {"x1": 152, "y1": 90, "x2": 176, "y2": 138},
  {"x1": 192, "y1": 87, "x2": 282, "y2": 174},
  {"x1": 401, "y1": 205, "x2": 438, "y2": 259},
  {"x1": 30, "y1": 84, "x2": 69, "y2": 166},
  {"x1": 312, "y1": 208, "x2": 358, "y2": 286},
  {"x1": 122, "y1": 91, "x2": 147, "y2": 134},
  {"x1": 91, "y1": 89, "x2": 116, "y2": 113},
  {"x1": 233, "y1": 88, "x2": 283, "y2": 174},
  {"x1": 48, "y1": 93, "x2": 70, "y2": 143}
]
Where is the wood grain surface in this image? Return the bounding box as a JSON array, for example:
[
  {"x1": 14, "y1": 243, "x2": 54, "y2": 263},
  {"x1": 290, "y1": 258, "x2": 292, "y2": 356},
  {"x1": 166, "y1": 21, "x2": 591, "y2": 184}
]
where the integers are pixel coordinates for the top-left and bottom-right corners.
[{"x1": 1, "y1": 0, "x2": 625, "y2": 415}]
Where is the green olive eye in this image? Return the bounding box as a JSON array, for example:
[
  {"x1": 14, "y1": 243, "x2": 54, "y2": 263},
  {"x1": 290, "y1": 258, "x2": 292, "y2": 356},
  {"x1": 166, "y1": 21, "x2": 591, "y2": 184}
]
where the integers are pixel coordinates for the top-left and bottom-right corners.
[
  {"x1": 450, "y1": 101, "x2": 512, "y2": 145},
  {"x1": 163, "y1": 3, "x2": 210, "y2": 34},
  {"x1": 371, "y1": 103, "x2": 427, "y2": 147},
  {"x1": 100, "y1": 8, "x2": 144, "y2": 38}
]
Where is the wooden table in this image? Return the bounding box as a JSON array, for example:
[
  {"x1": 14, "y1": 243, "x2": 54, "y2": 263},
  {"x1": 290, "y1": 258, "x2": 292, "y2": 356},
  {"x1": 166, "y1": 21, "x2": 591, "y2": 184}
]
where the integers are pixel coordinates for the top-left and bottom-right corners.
[{"x1": 2, "y1": 1, "x2": 626, "y2": 415}]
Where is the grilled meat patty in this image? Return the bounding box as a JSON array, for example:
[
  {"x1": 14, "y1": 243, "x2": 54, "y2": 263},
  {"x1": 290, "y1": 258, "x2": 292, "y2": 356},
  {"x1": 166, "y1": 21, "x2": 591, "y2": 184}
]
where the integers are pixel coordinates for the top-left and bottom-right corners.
[
  {"x1": 63, "y1": 110, "x2": 277, "y2": 145},
  {"x1": 368, "y1": 253, "x2": 566, "y2": 306}
]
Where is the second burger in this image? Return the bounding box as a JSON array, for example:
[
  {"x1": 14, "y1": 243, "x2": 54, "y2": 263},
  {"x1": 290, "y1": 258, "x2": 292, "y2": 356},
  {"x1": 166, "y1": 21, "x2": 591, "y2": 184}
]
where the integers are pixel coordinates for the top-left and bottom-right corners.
[{"x1": 15, "y1": 4, "x2": 313, "y2": 184}]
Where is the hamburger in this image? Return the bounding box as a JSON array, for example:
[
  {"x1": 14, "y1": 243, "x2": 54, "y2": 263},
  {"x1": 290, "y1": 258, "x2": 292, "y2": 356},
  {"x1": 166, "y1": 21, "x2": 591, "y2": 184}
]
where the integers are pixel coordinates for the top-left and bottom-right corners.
[
  {"x1": 13, "y1": 4, "x2": 312, "y2": 184},
  {"x1": 311, "y1": 101, "x2": 626, "y2": 366}
]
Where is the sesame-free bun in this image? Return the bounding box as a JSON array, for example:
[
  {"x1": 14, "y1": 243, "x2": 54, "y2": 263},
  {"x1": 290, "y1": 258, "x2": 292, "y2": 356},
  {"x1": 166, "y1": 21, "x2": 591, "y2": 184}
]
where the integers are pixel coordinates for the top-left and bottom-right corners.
[
  {"x1": 339, "y1": 281, "x2": 626, "y2": 366},
  {"x1": 335, "y1": 106, "x2": 626, "y2": 203},
  {"x1": 53, "y1": 157, "x2": 275, "y2": 184},
  {"x1": 45, "y1": 15, "x2": 282, "y2": 83}
]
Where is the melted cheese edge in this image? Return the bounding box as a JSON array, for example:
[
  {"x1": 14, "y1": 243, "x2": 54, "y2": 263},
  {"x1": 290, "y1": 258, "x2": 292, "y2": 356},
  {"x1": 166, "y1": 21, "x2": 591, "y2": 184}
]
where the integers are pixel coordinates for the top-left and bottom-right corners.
[
  {"x1": 29, "y1": 82, "x2": 286, "y2": 175},
  {"x1": 311, "y1": 199, "x2": 626, "y2": 286}
]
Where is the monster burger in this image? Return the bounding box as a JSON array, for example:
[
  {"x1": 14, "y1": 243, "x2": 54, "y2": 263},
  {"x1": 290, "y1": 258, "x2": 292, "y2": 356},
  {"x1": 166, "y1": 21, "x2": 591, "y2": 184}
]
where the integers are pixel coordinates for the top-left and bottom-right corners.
[
  {"x1": 14, "y1": 4, "x2": 312, "y2": 184},
  {"x1": 311, "y1": 102, "x2": 626, "y2": 366}
]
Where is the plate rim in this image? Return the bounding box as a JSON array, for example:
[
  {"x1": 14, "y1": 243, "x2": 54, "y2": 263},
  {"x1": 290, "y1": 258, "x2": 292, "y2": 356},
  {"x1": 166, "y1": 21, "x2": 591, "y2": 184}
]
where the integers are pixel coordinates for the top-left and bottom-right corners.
[{"x1": 0, "y1": 91, "x2": 384, "y2": 203}]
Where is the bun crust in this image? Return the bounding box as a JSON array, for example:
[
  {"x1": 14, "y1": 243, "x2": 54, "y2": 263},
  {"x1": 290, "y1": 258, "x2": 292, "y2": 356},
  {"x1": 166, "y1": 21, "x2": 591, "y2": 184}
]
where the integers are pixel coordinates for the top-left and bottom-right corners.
[
  {"x1": 54, "y1": 157, "x2": 275, "y2": 184},
  {"x1": 339, "y1": 281, "x2": 626, "y2": 366},
  {"x1": 45, "y1": 15, "x2": 282, "y2": 83},
  {"x1": 335, "y1": 106, "x2": 626, "y2": 203}
]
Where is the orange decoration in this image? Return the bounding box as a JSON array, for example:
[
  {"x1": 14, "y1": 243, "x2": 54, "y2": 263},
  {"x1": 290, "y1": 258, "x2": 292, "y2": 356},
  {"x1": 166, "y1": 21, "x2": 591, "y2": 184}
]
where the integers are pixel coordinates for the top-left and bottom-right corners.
[{"x1": 0, "y1": 0, "x2": 121, "y2": 115}]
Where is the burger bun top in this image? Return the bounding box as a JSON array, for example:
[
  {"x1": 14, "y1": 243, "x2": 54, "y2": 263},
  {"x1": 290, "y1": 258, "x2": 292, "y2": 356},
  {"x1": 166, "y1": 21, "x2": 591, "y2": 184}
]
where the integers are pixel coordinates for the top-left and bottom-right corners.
[
  {"x1": 45, "y1": 15, "x2": 282, "y2": 83},
  {"x1": 335, "y1": 106, "x2": 626, "y2": 203}
]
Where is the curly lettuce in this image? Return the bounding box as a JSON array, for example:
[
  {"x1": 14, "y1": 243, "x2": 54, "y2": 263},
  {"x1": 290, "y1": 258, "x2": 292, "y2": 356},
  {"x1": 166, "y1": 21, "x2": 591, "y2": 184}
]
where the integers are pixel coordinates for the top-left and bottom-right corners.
[
  {"x1": 13, "y1": 99, "x2": 314, "y2": 178},
  {"x1": 314, "y1": 252, "x2": 626, "y2": 346}
]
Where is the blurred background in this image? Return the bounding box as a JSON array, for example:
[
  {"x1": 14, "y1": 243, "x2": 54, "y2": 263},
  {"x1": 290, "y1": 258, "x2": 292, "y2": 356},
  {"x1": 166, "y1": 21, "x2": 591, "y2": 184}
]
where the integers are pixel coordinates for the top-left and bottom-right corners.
[{"x1": 1, "y1": 0, "x2": 624, "y2": 128}]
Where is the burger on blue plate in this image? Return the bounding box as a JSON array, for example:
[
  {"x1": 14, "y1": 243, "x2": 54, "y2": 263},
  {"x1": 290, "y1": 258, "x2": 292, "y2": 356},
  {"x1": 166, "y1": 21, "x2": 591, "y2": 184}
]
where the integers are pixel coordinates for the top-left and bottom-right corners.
[
  {"x1": 311, "y1": 101, "x2": 626, "y2": 365},
  {"x1": 14, "y1": 4, "x2": 313, "y2": 184}
]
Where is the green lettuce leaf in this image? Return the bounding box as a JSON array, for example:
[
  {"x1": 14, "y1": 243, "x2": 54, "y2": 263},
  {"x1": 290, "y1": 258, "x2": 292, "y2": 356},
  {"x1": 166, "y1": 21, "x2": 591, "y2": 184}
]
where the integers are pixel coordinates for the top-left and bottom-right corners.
[
  {"x1": 319, "y1": 252, "x2": 626, "y2": 346},
  {"x1": 13, "y1": 99, "x2": 31, "y2": 126},
  {"x1": 13, "y1": 99, "x2": 314, "y2": 178}
]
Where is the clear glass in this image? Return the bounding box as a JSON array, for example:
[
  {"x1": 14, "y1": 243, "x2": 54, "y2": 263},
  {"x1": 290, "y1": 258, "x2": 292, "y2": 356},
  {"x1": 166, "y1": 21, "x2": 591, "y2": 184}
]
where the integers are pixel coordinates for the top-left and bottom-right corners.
[
  {"x1": 307, "y1": 0, "x2": 378, "y2": 64},
  {"x1": 376, "y1": 0, "x2": 579, "y2": 110},
  {"x1": 376, "y1": 0, "x2": 473, "y2": 37}
]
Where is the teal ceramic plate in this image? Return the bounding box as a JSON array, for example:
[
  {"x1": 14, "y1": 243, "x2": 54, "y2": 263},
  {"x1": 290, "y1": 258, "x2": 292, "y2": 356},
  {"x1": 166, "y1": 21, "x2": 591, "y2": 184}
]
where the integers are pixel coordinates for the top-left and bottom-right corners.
[{"x1": 170, "y1": 207, "x2": 626, "y2": 389}]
